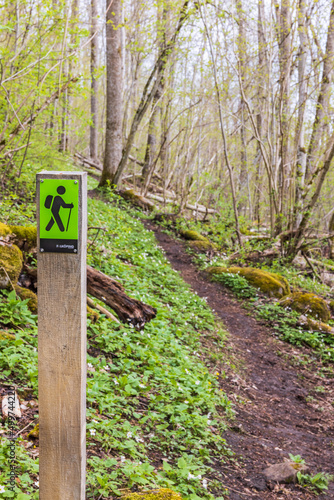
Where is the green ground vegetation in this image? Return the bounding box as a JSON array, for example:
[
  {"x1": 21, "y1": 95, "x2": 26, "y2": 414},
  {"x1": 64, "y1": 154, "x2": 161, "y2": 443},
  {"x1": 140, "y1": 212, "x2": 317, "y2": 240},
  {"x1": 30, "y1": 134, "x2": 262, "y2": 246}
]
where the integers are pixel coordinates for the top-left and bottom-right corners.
[{"x1": 0, "y1": 185, "x2": 233, "y2": 500}]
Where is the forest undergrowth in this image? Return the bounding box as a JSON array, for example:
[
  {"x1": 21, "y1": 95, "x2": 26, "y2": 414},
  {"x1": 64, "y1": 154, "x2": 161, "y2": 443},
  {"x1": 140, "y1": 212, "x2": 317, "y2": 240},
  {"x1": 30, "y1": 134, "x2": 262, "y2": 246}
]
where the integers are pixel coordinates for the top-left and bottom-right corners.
[{"x1": 0, "y1": 180, "x2": 234, "y2": 500}]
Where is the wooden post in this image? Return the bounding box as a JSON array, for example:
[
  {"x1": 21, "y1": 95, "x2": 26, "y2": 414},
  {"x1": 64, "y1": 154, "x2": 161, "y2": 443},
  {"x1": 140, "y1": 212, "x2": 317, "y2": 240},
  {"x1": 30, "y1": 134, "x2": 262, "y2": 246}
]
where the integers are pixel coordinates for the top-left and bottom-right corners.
[{"x1": 37, "y1": 171, "x2": 87, "y2": 499}]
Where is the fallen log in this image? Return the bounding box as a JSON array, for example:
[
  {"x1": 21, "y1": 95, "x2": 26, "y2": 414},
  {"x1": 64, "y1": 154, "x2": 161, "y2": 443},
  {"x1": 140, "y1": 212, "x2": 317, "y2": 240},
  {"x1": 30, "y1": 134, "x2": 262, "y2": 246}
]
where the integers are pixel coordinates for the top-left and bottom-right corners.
[
  {"x1": 74, "y1": 152, "x2": 102, "y2": 171},
  {"x1": 146, "y1": 193, "x2": 216, "y2": 214},
  {"x1": 25, "y1": 262, "x2": 157, "y2": 328},
  {"x1": 87, "y1": 265, "x2": 156, "y2": 329}
]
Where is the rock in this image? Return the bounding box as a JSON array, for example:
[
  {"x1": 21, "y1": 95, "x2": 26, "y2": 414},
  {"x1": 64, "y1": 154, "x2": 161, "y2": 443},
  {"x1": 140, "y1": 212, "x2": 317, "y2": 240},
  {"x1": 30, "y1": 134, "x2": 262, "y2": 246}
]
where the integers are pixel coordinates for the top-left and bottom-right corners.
[
  {"x1": 14, "y1": 285, "x2": 38, "y2": 313},
  {"x1": 2, "y1": 392, "x2": 21, "y2": 419},
  {"x1": 187, "y1": 240, "x2": 216, "y2": 253},
  {"x1": 0, "y1": 242, "x2": 23, "y2": 289},
  {"x1": 10, "y1": 225, "x2": 37, "y2": 250},
  {"x1": 180, "y1": 229, "x2": 208, "y2": 242},
  {"x1": 279, "y1": 292, "x2": 331, "y2": 322},
  {"x1": 321, "y1": 272, "x2": 334, "y2": 287},
  {"x1": 263, "y1": 462, "x2": 306, "y2": 484},
  {"x1": 122, "y1": 489, "x2": 183, "y2": 500},
  {"x1": 207, "y1": 266, "x2": 290, "y2": 298},
  {"x1": 28, "y1": 423, "x2": 39, "y2": 439}
]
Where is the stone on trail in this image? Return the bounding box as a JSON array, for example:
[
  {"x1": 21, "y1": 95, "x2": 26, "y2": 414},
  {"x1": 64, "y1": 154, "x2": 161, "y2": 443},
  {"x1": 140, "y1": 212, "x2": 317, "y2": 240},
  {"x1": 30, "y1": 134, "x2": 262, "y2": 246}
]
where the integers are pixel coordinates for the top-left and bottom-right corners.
[{"x1": 263, "y1": 461, "x2": 308, "y2": 484}]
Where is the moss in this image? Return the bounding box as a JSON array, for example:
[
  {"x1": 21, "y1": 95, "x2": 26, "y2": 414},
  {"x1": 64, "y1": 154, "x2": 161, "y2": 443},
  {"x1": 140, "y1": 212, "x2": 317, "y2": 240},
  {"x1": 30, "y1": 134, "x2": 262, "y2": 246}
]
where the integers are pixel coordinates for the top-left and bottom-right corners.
[
  {"x1": 87, "y1": 305, "x2": 100, "y2": 323},
  {"x1": 207, "y1": 266, "x2": 290, "y2": 298},
  {"x1": 0, "y1": 223, "x2": 12, "y2": 237},
  {"x1": 0, "y1": 331, "x2": 15, "y2": 341},
  {"x1": 180, "y1": 229, "x2": 208, "y2": 242},
  {"x1": 0, "y1": 243, "x2": 23, "y2": 289},
  {"x1": 329, "y1": 300, "x2": 334, "y2": 316},
  {"x1": 188, "y1": 240, "x2": 216, "y2": 252},
  {"x1": 14, "y1": 285, "x2": 38, "y2": 313},
  {"x1": 10, "y1": 225, "x2": 37, "y2": 249},
  {"x1": 279, "y1": 292, "x2": 331, "y2": 322},
  {"x1": 122, "y1": 489, "x2": 183, "y2": 500},
  {"x1": 28, "y1": 423, "x2": 39, "y2": 439}
]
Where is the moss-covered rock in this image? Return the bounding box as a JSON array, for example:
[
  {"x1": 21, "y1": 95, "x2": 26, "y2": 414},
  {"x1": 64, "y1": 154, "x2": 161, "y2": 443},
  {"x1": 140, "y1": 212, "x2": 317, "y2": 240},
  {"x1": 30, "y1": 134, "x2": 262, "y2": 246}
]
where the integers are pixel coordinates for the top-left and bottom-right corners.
[
  {"x1": 122, "y1": 489, "x2": 182, "y2": 500},
  {"x1": 207, "y1": 266, "x2": 290, "y2": 298},
  {"x1": 188, "y1": 240, "x2": 216, "y2": 252},
  {"x1": 10, "y1": 225, "x2": 37, "y2": 249},
  {"x1": 180, "y1": 229, "x2": 208, "y2": 242},
  {"x1": 279, "y1": 292, "x2": 331, "y2": 322},
  {"x1": 121, "y1": 189, "x2": 155, "y2": 212},
  {"x1": 0, "y1": 331, "x2": 15, "y2": 341},
  {"x1": 87, "y1": 305, "x2": 100, "y2": 323},
  {"x1": 28, "y1": 423, "x2": 39, "y2": 439},
  {"x1": 0, "y1": 243, "x2": 23, "y2": 289},
  {"x1": 14, "y1": 285, "x2": 38, "y2": 313},
  {"x1": 0, "y1": 223, "x2": 12, "y2": 238}
]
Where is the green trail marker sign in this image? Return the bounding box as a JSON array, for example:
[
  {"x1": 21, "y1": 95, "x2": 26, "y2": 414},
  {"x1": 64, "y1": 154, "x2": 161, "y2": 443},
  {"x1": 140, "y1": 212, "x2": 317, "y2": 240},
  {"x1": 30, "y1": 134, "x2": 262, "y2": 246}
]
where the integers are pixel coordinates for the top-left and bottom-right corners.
[{"x1": 39, "y1": 177, "x2": 79, "y2": 253}]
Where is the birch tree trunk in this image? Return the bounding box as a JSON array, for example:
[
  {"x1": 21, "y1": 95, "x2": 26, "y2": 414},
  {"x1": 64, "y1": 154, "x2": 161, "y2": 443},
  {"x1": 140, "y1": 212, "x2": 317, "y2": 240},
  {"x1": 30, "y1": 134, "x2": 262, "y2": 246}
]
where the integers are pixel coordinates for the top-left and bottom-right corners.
[{"x1": 99, "y1": 0, "x2": 124, "y2": 186}]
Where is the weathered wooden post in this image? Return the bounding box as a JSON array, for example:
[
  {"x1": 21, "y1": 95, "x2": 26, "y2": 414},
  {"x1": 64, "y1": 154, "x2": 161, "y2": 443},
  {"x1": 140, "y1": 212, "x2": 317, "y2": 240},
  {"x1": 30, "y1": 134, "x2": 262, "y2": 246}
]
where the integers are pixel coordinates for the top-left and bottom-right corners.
[{"x1": 37, "y1": 171, "x2": 87, "y2": 499}]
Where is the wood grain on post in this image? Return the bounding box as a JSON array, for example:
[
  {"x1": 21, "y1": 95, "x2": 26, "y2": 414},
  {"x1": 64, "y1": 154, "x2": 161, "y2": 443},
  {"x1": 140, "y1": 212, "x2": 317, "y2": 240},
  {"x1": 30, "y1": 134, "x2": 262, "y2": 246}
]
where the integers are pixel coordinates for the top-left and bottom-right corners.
[{"x1": 37, "y1": 171, "x2": 87, "y2": 499}]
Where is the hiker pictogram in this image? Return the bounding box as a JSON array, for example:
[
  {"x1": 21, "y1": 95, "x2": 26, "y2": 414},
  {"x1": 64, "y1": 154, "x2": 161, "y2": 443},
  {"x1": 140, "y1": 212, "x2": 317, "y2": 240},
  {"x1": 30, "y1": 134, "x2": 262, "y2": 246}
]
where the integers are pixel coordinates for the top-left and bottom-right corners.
[{"x1": 45, "y1": 186, "x2": 74, "y2": 232}]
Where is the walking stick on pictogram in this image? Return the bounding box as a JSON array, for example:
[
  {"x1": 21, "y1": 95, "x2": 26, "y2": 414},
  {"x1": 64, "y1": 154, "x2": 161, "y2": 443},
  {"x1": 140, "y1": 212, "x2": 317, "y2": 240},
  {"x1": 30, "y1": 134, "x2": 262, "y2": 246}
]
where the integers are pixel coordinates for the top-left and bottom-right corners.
[{"x1": 66, "y1": 207, "x2": 72, "y2": 232}]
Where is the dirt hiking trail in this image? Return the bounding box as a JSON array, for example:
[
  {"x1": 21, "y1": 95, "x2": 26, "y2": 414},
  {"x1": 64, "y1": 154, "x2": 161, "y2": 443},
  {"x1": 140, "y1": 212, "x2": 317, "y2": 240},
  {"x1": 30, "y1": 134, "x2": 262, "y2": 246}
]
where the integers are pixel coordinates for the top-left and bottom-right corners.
[{"x1": 145, "y1": 221, "x2": 334, "y2": 500}]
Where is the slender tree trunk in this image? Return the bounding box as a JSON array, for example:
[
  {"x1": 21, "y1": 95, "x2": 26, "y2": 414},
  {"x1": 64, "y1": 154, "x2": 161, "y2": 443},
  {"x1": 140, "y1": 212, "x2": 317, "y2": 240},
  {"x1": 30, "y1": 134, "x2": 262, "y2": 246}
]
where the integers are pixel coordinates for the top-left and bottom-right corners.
[
  {"x1": 90, "y1": 0, "x2": 98, "y2": 161},
  {"x1": 236, "y1": 0, "x2": 248, "y2": 215},
  {"x1": 304, "y1": 0, "x2": 334, "y2": 184},
  {"x1": 201, "y1": 3, "x2": 242, "y2": 246},
  {"x1": 254, "y1": 0, "x2": 267, "y2": 226},
  {"x1": 99, "y1": 0, "x2": 124, "y2": 186},
  {"x1": 110, "y1": 1, "x2": 190, "y2": 188},
  {"x1": 276, "y1": 0, "x2": 292, "y2": 232},
  {"x1": 293, "y1": 0, "x2": 307, "y2": 227}
]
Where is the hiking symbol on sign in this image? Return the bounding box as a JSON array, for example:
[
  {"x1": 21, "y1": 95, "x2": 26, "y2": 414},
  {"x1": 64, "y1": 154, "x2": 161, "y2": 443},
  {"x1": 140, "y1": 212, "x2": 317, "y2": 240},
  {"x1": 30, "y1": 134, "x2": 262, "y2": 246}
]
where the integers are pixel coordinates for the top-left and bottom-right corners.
[{"x1": 39, "y1": 178, "x2": 79, "y2": 253}]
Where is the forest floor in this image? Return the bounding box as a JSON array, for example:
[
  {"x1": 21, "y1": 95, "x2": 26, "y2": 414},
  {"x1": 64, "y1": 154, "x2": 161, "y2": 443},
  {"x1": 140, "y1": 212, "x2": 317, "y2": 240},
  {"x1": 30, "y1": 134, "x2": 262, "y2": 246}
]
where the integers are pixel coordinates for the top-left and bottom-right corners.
[{"x1": 144, "y1": 220, "x2": 334, "y2": 500}]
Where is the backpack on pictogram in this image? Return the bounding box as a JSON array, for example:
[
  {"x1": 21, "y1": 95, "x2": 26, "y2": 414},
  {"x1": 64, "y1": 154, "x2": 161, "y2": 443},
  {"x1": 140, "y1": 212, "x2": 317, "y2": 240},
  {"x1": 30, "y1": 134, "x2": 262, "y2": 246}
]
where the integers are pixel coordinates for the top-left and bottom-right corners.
[{"x1": 44, "y1": 195, "x2": 53, "y2": 209}]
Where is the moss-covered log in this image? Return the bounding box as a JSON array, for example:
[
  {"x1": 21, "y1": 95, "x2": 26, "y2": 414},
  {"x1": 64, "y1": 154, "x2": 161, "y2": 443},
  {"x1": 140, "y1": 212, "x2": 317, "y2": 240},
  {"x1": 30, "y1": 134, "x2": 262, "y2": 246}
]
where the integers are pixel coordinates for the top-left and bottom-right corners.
[
  {"x1": 120, "y1": 189, "x2": 155, "y2": 212},
  {"x1": 207, "y1": 266, "x2": 290, "y2": 298},
  {"x1": 87, "y1": 266, "x2": 157, "y2": 329},
  {"x1": 122, "y1": 489, "x2": 183, "y2": 500}
]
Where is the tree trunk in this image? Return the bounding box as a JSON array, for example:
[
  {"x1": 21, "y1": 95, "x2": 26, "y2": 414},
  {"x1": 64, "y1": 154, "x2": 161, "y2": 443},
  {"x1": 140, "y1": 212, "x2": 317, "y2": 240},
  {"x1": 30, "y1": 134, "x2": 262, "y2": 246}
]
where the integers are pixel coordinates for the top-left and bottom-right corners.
[
  {"x1": 276, "y1": 0, "x2": 292, "y2": 232},
  {"x1": 293, "y1": 0, "x2": 307, "y2": 227},
  {"x1": 87, "y1": 265, "x2": 157, "y2": 328},
  {"x1": 254, "y1": 0, "x2": 268, "y2": 226},
  {"x1": 236, "y1": 0, "x2": 248, "y2": 215},
  {"x1": 99, "y1": 0, "x2": 124, "y2": 186},
  {"x1": 304, "y1": 0, "x2": 334, "y2": 184},
  {"x1": 110, "y1": 1, "x2": 191, "y2": 188},
  {"x1": 90, "y1": 0, "x2": 99, "y2": 162}
]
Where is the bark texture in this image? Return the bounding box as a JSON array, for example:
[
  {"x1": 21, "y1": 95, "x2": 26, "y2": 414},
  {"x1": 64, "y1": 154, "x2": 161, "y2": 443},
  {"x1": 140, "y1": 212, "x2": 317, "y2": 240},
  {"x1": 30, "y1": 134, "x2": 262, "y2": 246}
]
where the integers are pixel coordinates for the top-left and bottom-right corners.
[
  {"x1": 99, "y1": 0, "x2": 123, "y2": 186},
  {"x1": 87, "y1": 265, "x2": 157, "y2": 328}
]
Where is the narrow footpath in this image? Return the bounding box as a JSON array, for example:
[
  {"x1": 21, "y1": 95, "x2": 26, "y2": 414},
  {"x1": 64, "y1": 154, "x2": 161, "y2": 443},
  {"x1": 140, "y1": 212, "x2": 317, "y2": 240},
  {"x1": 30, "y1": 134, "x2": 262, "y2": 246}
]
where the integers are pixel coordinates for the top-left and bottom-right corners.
[{"x1": 145, "y1": 221, "x2": 334, "y2": 500}]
